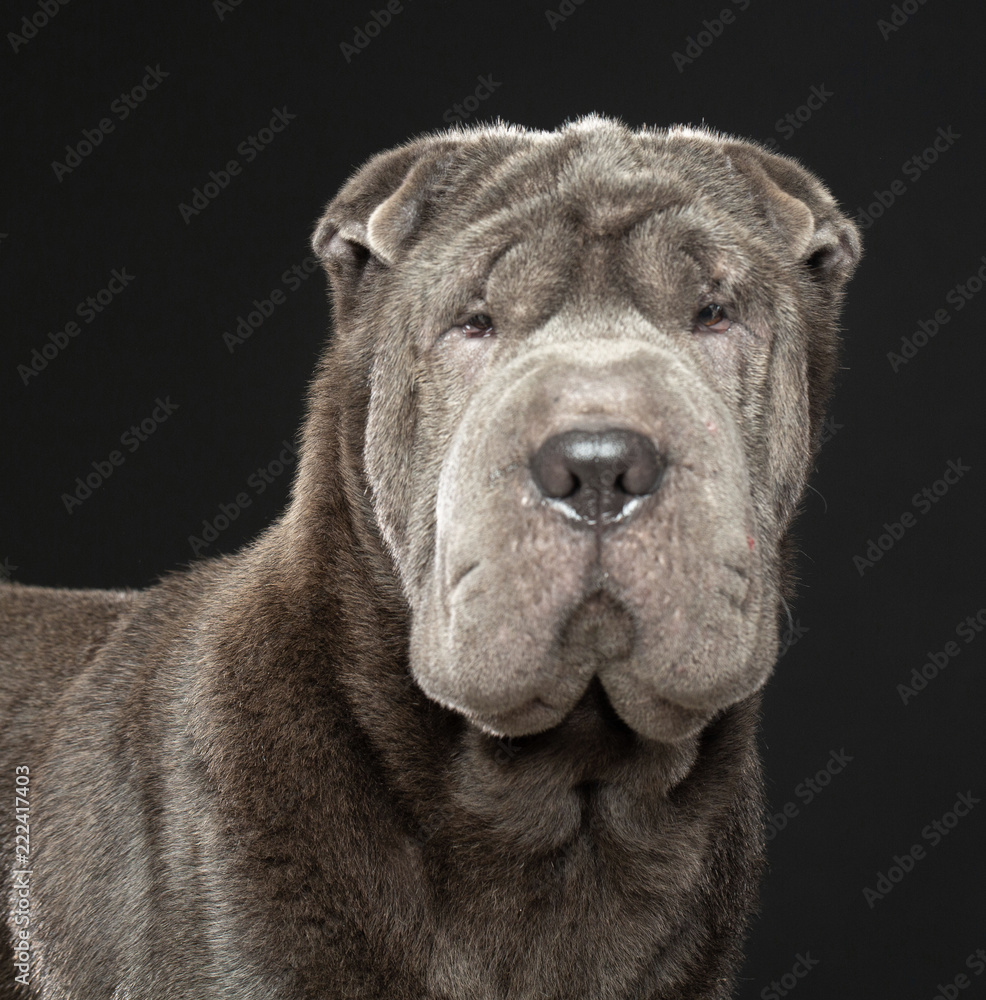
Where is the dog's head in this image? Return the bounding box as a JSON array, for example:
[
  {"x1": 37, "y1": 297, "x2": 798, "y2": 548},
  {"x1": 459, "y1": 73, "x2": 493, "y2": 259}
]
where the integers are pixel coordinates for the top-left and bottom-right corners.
[{"x1": 306, "y1": 116, "x2": 860, "y2": 743}]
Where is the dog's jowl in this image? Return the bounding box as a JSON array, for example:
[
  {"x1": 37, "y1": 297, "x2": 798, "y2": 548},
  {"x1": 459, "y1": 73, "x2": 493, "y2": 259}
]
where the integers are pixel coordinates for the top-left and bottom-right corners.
[{"x1": 0, "y1": 116, "x2": 860, "y2": 999}]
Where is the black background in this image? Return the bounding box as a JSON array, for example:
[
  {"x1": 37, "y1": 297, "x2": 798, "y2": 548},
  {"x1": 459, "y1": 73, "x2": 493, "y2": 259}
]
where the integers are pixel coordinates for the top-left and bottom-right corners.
[{"x1": 2, "y1": 1, "x2": 984, "y2": 996}]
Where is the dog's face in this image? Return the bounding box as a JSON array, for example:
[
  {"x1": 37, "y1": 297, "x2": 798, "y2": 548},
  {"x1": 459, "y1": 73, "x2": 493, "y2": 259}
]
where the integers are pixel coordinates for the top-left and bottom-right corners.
[{"x1": 312, "y1": 117, "x2": 859, "y2": 743}]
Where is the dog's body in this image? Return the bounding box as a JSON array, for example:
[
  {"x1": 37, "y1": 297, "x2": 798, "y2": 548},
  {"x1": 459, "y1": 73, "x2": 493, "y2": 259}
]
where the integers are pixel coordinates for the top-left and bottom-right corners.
[{"x1": 1, "y1": 117, "x2": 859, "y2": 999}]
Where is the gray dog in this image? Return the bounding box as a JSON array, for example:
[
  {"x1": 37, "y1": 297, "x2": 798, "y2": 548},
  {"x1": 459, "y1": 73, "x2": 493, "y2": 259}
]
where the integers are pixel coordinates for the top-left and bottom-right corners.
[{"x1": 1, "y1": 116, "x2": 859, "y2": 999}]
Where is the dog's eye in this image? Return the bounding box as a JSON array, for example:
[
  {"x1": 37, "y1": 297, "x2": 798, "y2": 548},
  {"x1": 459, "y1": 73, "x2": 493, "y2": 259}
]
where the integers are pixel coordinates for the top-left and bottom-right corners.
[
  {"x1": 694, "y1": 304, "x2": 731, "y2": 332},
  {"x1": 460, "y1": 313, "x2": 496, "y2": 338}
]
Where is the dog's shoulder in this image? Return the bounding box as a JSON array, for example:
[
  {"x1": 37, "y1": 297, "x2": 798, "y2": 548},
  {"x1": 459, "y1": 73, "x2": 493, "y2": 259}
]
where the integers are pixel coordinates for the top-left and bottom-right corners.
[
  {"x1": 0, "y1": 581, "x2": 134, "y2": 669},
  {"x1": 0, "y1": 582, "x2": 135, "y2": 760}
]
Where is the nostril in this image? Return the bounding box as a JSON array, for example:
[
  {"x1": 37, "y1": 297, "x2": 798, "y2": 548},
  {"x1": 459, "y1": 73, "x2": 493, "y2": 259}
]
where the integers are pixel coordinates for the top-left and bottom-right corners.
[
  {"x1": 620, "y1": 446, "x2": 664, "y2": 495},
  {"x1": 536, "y1": 461, "x2": 579, "y2": 499},
  {"x1": 530, "y1": 429, "x2": 665, "y2": 526}
]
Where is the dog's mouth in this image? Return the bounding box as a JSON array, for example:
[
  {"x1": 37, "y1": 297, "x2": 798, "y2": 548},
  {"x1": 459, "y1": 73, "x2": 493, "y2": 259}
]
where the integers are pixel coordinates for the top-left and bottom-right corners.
[
  {"x1": 477, "y1": 677, "x2": 639, "y2": 786},
  {"x1": 547, "y1": 592, "x2": 639, "y2": 743},
  {"x1": 447, "y1": 587, "x2": 720, "y2": 744},
  {"x1": 515, "y1": 675, "x2": 635, "y2": 748},
  {"x1": 464, "y1": 590, "x2": 636, "y2": 735}
]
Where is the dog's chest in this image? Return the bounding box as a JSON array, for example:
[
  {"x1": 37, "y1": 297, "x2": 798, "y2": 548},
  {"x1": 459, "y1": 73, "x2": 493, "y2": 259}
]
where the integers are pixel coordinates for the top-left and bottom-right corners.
[{"x1": 418, "y1": 829, "x2": 693, "y2": 1000}]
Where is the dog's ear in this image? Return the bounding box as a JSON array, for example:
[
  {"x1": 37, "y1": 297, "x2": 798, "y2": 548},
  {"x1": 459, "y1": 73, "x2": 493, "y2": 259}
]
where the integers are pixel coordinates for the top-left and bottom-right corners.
[
  {"x1": 725, "y1": 143, "x2": 862, "y2": 293},
  {"x1": 312, "y1": 138, "x2": 451, "y2": 297}
]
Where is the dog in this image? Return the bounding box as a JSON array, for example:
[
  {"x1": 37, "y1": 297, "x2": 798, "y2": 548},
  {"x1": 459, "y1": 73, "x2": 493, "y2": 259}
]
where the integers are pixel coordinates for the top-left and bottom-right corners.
[{"x1": 1, "y1": 115, "x2": 860, "y2": 999}]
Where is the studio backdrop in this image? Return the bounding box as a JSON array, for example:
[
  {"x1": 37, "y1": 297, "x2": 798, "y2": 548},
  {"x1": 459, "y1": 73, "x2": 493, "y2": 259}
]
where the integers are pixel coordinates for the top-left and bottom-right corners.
[{"x1": 2, "y1": 2, "x2": 983, "y2": 997}]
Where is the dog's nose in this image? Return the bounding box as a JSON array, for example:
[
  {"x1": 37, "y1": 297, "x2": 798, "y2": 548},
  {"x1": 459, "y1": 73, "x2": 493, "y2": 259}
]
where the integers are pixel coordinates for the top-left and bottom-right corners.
[{"x1": 530, "y1": 429, "x2": 665, "y2": 526}]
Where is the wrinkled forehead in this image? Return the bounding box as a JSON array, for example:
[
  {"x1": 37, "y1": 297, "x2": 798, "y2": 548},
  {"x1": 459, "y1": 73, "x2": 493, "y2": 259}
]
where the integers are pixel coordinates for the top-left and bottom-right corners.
[
  {"x1": 397, "y1": 138, "x2": 771, "y2": 332},
  {"x1": 435, "y1": 128, "x2": 763, "y2": 242}
]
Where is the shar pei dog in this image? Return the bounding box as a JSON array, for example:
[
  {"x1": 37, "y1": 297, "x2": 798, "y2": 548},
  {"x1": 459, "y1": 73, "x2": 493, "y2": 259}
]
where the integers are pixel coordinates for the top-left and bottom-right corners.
[{"x1": 1, "y1": 115, "x2": 860, "y2": 999}]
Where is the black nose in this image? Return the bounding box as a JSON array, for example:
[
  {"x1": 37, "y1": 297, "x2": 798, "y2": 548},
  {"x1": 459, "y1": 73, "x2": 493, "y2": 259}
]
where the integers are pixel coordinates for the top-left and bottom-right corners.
[{"x1": 529, "y1": 429, "x2": 665, "y2": 527}]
